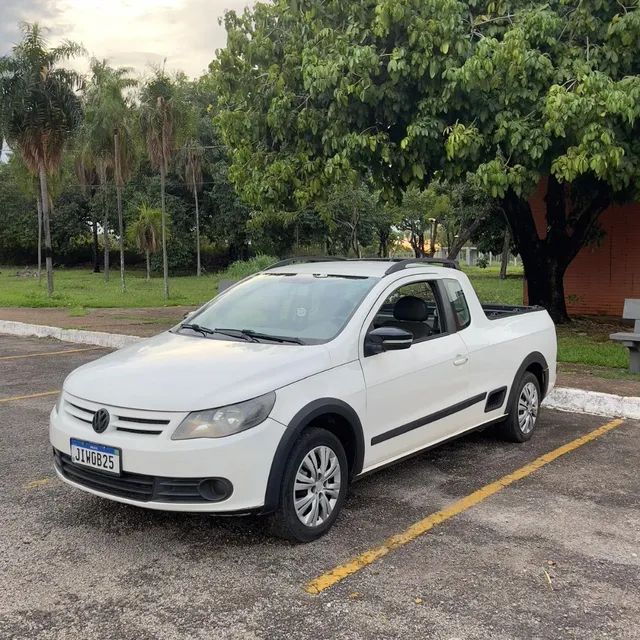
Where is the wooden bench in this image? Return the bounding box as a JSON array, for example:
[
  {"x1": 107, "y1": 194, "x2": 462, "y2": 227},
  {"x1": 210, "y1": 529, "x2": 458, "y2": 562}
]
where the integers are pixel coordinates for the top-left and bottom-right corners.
[{"x1": 610, "y1": 299, "x2": 640, "y2": 373}]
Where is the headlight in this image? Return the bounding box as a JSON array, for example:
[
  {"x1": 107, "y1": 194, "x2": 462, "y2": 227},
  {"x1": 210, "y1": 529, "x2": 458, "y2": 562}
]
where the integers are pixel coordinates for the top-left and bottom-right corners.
[{"x1": 171, "y1": 392, "x2": 276, "y2": 440}]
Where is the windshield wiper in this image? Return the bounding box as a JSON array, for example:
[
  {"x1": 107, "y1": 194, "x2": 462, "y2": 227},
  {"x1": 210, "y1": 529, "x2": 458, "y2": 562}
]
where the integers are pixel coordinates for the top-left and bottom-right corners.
[
  {"x1": 210, "y1": 328, "x2": 259, "y2": 342},
  {"x1": 178, "y1": 323, "x2": 302, "y2": 344},
  {"x1": 178, "y1": 322, "x2": 215, "y2": 336},
  {"x1": 240, "y1": 329, "x2": 304, "y2": 345}
]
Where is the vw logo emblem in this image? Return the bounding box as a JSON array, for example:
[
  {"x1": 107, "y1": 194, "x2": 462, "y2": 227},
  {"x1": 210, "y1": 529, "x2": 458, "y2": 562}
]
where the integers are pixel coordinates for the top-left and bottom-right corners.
[{"x1": 92, "y1": 408, "x2": 110, "y2": 434}]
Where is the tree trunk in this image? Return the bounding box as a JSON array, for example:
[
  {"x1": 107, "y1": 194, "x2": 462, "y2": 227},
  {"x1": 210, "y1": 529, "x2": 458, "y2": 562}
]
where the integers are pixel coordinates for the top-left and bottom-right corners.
[
  {"x1": 103, "y1": 183, "x2": 110, "y2": 282},
  {"x1": 427, "y1": 219, "x2": 438, "y2": 257},
  {"x1": 501, "y1": 178, "x2": 610, "y2": 324},
  {"x1": 194, "y1": 186, "x2": 201, "y2": 277},
  {"x1": 351, "y1": 224, "x2": 361, "y2": 258},
  {"x1": 499, "y1": 226, "x2": 511, "y2": 280},
  {"x1": 114, "y1": 133, "x2": 126, "y2": 292},
  {"x1": 447, "y1": 213, "x2": 489, "y2": 260},
  {"x1": 91, "y1": 212, "x2": 100, "y2": 273},
  {"x1": 160, "y1": 165, "x2": 169, "y2": 300},
  {"x1": 145, "y1": 249, "x2": 151, "y2": 280},
  {"x1": 410, "y1": 233, "x2": 420, "y2": 258},
  {"x1": 38, "y1": 164, "x2": 54, "y2": 295},
  {"x1": 525, "y1": 255, "x2": 568, "y2": 321},
  {"x1": 36, "y1": 195, "x2": 42, "y2": 283},
  {"x1": 378, "y1": 227, "x2": 390, "y2": 258}
]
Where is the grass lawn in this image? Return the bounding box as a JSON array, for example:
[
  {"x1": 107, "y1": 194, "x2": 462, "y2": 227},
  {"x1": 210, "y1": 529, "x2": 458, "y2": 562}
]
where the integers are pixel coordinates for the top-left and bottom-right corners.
[
  {"x1": 0, "y1": 257, "x2": 275, "y2": 309},
  {"x1": 555, "y1": 317, "x2": 634, "y2": 375},
  {"x1": 0, "y1": 268, "x2": 223, "y2": 309}
]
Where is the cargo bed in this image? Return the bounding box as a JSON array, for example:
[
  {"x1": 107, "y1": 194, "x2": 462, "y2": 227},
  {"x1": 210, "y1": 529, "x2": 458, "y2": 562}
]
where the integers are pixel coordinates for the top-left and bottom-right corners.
[{"x1": 482, "y1": 304, "x2": 544, "y2": 320}]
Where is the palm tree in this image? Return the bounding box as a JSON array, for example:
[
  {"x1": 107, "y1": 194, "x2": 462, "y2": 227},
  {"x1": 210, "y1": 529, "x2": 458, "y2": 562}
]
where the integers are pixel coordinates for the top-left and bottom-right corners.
[
  {"x1": 128, "y1": 204, "x2": 166, "y2": 280},
  {"x1": 0, "y1": 23, "x2": 83, "y2": 295},
  {"x1": 80, "y1": 59, "x2": 137, "y2": 290},
  {"x1": 74, "y1": 143, "x2": 101, "y2": 273},
  {"x1": 140, "y1": 69, "x2": 185, "y2": 300},
  {"x1": 179, "y1": 139, "x2": 204, "y2": 276}
]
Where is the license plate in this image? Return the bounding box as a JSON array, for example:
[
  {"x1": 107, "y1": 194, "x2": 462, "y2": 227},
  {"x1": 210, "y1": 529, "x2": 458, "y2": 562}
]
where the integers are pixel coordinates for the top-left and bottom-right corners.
[{"x1": 70, "y1": 438, "x2": 121, "y2": 476}]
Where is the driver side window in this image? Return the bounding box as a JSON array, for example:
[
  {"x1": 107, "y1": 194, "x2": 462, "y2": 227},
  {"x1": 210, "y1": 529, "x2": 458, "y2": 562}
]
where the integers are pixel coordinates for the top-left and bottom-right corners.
[{"x1": 371, "y1": 281, "x2": 443, "y2": 343}]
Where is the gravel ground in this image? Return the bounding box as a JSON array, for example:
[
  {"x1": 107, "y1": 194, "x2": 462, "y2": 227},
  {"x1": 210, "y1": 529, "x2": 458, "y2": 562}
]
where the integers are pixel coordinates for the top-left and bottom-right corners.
[{"x1": 1, "y1": 335, "x2": 639, "y2": 640}]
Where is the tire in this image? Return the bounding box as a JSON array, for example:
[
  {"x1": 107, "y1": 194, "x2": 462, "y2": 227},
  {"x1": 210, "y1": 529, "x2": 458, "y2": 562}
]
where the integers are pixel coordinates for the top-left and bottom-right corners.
[
  {"x1": 498, "y1": 372, "x2": 541, "y2": 443},
  {"x1": 270, "y1": 427, "x2": 348, "y2": 543}
]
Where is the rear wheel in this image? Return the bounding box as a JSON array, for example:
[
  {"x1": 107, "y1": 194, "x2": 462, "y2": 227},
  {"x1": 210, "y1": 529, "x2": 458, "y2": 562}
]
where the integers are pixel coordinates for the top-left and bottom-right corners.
[
  {"x1": 270, "y1": 427, "x2": 348, "y2": 542},
  {"x1": 498, "y1": 372, "x2": 541, "y2": 443}
]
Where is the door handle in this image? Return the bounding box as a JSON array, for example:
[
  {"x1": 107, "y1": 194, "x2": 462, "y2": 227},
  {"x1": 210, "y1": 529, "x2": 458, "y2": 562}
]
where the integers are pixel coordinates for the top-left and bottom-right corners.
[{"x1": 453, "y1": 355, "x2": 468, "y2": 366}]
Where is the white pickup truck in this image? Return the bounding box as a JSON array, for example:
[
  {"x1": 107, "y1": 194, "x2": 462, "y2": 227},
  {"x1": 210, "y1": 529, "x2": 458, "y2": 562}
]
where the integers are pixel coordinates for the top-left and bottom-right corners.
[{"x1": 50, "y1": 258, "x2": 557, "y2": 542}]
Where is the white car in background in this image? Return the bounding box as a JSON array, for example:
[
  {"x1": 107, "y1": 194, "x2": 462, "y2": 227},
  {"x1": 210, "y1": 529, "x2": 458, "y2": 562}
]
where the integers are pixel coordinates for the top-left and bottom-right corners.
[{"x1": 50, "y1": 258, "x2": 557, "y2": 542}]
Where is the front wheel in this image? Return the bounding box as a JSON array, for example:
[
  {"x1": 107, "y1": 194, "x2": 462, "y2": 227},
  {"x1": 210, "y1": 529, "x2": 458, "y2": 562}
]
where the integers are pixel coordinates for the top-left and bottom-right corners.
[
  {"x1": 270, "y1": 427, "x2": 348, "y2": 543},
  {"x1": 498, "y1": 372, "x2": 541, "y2": 443}
]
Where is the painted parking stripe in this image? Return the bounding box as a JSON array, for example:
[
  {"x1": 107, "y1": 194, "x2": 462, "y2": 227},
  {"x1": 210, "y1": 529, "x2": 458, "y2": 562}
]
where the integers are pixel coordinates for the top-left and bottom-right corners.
[
  {"x1": 0, "y1": 347, "x2": 104, "y2": 361},
  {"x1": 25, "y1": 478, "x2": 52, "y2": 489},
  {"x1": 305, "y1": 418, "x2": 626, "y2": 595},
  {"x1": 0, "y1": 390, "x2": 60, "y2": 404}
]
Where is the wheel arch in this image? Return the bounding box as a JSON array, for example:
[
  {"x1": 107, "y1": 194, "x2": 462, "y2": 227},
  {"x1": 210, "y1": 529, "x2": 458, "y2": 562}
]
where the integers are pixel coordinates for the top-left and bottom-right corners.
[
  {"x1": 263, "y1": 399, "x2": 365, "y2": 513},
  {"x1": 507, "y1": 351, "x2": 549, "y2": 411}
]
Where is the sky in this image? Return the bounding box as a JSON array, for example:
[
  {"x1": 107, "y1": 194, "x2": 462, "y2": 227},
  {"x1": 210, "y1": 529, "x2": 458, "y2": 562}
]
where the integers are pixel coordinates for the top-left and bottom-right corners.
[{"x1": 0, "y1": 0, "x2": 253, "y2": 79}]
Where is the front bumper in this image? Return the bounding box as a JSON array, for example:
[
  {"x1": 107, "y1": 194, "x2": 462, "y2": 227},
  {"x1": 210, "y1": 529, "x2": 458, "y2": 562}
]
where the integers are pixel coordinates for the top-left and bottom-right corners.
[{"x1": 49, "y1": 401, "x2": 287, "y2": 513}]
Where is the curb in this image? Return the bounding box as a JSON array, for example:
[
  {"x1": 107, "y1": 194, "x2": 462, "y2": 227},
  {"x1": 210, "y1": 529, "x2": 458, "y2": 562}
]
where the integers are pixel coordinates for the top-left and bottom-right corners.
[
  {"x1": 543, "y1": 387, "x2": 640, "y2": 421},
  {"x1": 0, "y1": 320, "x2": 140, "y2": 350},
  {"x1": 1, "y1": 319, "x2": 639, "y2": 420}
]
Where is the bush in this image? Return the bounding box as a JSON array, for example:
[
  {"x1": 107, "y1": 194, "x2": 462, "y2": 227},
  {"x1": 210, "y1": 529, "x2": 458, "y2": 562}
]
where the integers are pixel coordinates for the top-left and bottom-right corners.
[
  {"x1": 476, "y1": 256, "x2": 489, "y2": 269},
  {"x1": 222, "y1": 255, "x2": 278, "y2": 279}
]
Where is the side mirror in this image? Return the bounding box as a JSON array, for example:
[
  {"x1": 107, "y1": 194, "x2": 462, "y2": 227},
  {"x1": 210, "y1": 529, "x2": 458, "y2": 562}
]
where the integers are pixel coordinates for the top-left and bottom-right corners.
[{"x1": 364, "y1": 326, "x2": 413, "y2": 357}]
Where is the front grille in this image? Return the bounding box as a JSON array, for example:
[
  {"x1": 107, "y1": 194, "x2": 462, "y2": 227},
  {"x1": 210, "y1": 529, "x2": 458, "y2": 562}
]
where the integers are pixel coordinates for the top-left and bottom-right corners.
[
  {"x1": 54, "y1": 450, "x2": 227, "y2": 503},
  {"x1": 62, "y1": 395, "x2": 180, "y2": 436}
]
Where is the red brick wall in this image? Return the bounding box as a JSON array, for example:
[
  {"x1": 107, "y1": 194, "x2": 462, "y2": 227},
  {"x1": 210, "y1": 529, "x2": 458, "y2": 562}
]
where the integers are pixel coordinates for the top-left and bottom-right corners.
[{"x1": 528, "y1": 181, "x2": 640, "y2": 317}]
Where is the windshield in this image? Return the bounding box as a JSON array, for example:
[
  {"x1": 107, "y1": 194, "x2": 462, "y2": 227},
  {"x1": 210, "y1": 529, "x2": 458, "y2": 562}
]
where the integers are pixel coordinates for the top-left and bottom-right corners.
[{"x1": 184, "y1": 273, "x2": 379, "y2": 344}]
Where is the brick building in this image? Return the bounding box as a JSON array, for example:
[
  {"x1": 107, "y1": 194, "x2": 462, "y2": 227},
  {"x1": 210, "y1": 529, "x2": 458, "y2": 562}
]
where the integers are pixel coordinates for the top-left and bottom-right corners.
[{"x1": 528, "y1": 184, "x2": 640, "y2": 317}]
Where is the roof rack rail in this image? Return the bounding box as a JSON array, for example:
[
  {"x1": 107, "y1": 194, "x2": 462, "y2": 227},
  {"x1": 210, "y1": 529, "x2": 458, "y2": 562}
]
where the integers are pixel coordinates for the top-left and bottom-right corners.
[
  {"x1": 265, "y1": 256, "x2": 348, "y2": 270},
  {"x1": 384, "y1": 258, "x2": 460, "y2": 274}
]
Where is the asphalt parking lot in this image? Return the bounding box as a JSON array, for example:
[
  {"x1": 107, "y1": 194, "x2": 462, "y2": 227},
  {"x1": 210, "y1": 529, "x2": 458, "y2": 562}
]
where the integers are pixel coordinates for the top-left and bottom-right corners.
[{"x1": 1, "y1": 335, "x2": 639, "y2": 640}]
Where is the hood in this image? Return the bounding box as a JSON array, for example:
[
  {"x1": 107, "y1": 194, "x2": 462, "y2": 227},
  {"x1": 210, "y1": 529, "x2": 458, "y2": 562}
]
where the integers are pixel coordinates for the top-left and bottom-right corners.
[{"x1": 64, "y1": 331, "x2": 333, "y2": 412}]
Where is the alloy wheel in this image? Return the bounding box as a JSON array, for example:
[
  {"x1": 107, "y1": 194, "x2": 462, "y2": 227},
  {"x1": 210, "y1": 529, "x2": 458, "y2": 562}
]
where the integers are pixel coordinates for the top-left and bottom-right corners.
[
  {"x1": 518, "y1": 381, "x2": 539, "y2": 434},
  {"x1": 293, "y1": 445, "x2": 341, "y2": 527}
]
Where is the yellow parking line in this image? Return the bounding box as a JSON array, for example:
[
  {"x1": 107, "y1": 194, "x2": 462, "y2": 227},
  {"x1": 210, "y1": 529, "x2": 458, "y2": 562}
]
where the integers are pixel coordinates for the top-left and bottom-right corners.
[
  {"x1": 0, "y1": 347, "x2": 104, "y2": 361},
  {"x1": 305, "y1": 418, "x2": 626, "y2": 595},
  {"x1": 0, "y1": 390, "x2": 60, "y2": 404},
  {"x1": 25, "y1": 478, "x2": 52, "y2": 489}
]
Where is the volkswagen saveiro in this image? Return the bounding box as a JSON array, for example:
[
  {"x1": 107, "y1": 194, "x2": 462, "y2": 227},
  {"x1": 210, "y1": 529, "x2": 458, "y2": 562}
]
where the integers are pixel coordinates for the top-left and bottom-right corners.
[{"x1": 50, "y1": 258, "x2": 557, "y2": 542}]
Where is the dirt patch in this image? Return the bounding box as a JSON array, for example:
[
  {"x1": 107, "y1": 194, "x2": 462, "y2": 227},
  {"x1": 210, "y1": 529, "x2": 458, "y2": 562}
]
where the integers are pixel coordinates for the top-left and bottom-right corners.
[
  {"x1": 0, "y1": 306, "x2": 194, "y2": 337},
  {"x1": 556, "y1": 315, "x2": 632, "y2": 342}
]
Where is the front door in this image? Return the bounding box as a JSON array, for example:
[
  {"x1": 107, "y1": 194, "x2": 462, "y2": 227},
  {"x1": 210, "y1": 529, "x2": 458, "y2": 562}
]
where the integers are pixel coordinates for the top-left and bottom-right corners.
[{"x1": 359, "y1": 277, "x2": 471, "y2": 469}]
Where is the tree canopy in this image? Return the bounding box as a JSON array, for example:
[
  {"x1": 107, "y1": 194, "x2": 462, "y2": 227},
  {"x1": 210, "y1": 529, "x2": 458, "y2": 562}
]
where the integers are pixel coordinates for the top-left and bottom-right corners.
[{"x1": 214, "y1": 0, "x2": 640, "y2": 321}]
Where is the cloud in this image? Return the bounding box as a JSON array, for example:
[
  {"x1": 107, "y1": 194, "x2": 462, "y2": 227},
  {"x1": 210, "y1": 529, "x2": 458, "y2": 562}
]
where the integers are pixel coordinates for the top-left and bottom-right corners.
[
  {"x1": 0, "y1": 0, "x2": 64, "y2": 55},
  {"x1": 0, "y1": 0, "x2": 255, "y2": 77},
  {"x1": 154, "y1": 0, "x2": 253, "y2": 77}
]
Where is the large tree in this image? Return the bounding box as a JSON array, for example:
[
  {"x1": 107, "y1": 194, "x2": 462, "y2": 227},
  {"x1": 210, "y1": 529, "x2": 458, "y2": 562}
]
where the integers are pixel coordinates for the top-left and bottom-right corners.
[
  {"x1": 0, "y1": 23, "x2": 83, "y2": 294},
  {"x1": 215, "y1": 0, "x2": 640, "y2": 322}
]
